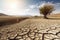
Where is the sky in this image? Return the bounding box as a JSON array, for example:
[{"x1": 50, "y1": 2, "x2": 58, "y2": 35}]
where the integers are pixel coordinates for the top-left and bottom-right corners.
[{"x1": 0, "y1": 0, "x2": 60, "y2": 16}]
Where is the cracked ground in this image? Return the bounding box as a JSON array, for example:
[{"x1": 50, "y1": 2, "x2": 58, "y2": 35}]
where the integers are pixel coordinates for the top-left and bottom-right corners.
[{"x1": 0, "y1": 18, "x2": 60, "y2": 40}]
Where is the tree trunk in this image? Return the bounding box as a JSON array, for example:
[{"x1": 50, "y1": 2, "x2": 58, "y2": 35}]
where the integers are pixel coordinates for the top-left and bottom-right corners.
[{"x1": 44, "y1": 15, "x2": 48, "y2": 19}]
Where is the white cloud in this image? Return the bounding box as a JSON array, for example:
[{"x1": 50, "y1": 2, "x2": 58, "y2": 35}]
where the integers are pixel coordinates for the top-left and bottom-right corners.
[
  {"x1": 29, "y1": 5, "x2": 36, "y2": 9},
  {"x1": 39, "y1": 3, "x2": 45, "y2": 8},
  {"x1": 25, "y1": 5, "x2": 37, "y2": 12},
  {"x1": 54, "y1": 3, "x2": 60, "y2": 7},
  {"x1": 25, "y1": 8, "x2": 30, "y2": 12},
  {"x1": 53, "y1": 3, "x2": 60, "y2": 13},
  {"x1": 39, "y1": 2, "x2": 54, "y2": 8}
]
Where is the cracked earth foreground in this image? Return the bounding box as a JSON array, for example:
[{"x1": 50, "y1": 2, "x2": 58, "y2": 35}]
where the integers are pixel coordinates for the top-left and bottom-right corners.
[{"x1": 0, "y1": 19, "x2": 60, "y2": 40}]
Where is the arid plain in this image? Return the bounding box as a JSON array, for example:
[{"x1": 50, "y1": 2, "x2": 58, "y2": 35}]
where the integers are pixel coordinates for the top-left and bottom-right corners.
[{"x1": 0, "y1": 14, "x2": 60, "y2": 40}]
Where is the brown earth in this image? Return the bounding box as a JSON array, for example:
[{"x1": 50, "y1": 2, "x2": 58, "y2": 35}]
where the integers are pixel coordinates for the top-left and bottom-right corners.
[
  {"x1": 0, "y1": 16, "x2": 28, "y2": 26},
  {"x1": 0, "y1": 14, "x2": 60, "y2": 40}
]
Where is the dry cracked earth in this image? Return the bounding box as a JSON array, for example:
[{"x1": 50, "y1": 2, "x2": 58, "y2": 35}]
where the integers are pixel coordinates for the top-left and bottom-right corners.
[{"x1": 0, "y1": 18, "x2": 60, "y2": 40}]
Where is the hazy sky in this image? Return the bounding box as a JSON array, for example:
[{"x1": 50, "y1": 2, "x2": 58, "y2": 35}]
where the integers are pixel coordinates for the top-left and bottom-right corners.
[{"x1": 0, "y1": 0, "x2": 60, "y2": 16}]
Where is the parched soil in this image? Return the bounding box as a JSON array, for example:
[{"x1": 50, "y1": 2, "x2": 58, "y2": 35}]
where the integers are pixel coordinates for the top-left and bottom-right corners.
[
  {"x1": 0, "y1": 16, "x2": 28, "y2": 26},
  {"x1": 0, "y1": 18, "x2": 60, "y2": 40}
]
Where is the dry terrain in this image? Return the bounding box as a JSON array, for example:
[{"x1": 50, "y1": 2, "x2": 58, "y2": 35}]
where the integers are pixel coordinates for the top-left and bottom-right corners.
[
  {"x1": 0, "y1": 16, "x2": 28, "y2": 26},
  {"x1": 0, "y1": 15, "x2": 60, "y2": 40}
]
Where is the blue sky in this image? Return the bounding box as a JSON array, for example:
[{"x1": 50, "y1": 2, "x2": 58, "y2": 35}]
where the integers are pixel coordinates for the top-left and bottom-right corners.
[
  {"x1": 0, "y1": 0, "x2": 60, "y2": 16},
  {"x1": 26, "y1": 0, "x2": 60, "y2": 4},
  {"x1": 25, "y1": 0, "x2": 60, "y2": 16}
]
